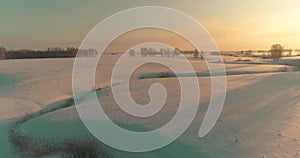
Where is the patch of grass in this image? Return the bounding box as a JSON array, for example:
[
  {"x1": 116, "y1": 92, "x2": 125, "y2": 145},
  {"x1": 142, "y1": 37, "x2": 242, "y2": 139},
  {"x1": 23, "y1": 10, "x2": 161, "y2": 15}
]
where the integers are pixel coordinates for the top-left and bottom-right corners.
[
  {"x1": 63, "y1": 140, "x2": 113, "y2": 158},
  {"x1": 9, "y1": 130, "x2": 113, "y2": 158}
]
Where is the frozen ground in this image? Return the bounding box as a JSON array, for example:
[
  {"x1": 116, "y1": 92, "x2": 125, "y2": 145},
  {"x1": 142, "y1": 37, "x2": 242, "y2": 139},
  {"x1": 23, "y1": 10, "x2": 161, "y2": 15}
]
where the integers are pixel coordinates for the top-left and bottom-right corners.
[{"x1": 0, "y1": 55, "x2": 300, "y2": 157}]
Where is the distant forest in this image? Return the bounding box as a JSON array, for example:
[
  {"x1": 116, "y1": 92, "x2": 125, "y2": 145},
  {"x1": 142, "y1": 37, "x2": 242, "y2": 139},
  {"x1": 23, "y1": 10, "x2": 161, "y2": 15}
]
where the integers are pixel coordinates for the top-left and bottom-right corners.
[{"x1": 0, "y1": 47, "x2": 98, "y2": 59}]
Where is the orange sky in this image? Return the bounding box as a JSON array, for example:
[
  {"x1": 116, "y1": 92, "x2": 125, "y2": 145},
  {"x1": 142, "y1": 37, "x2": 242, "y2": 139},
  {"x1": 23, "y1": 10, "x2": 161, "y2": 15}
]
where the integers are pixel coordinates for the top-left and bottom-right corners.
[{"x1": 0, "y1": 0, "x2": 299, "y2": 51}]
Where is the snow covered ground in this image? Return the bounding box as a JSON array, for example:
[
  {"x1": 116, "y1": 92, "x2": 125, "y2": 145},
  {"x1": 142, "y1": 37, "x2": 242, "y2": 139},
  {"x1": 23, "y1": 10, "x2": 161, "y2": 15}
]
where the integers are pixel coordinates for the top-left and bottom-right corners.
[{"x1": 0, "y1": 55, "x2": 300, "y2": 157}]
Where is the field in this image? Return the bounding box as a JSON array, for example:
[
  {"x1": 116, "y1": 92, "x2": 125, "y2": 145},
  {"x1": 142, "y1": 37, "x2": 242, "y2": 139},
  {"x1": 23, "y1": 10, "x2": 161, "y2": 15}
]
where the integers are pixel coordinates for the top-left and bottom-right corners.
[{"x1": 0, "y1": 55, "x2": 300, "y2": 158}]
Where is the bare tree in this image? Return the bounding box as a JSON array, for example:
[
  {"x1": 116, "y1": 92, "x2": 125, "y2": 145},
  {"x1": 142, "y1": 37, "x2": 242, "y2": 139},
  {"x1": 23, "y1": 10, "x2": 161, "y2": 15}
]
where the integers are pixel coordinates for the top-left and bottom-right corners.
[
  {"x1": 0, "y1": 46, "x2": 6, "y2": 59},
  {"x1": 193, "y1": 49, "x2": 200, "y2": 58},
  {"x1": 129, "y1": 49, "x2": 136, "y2": 57},
  {"x1": 270, "y1": 44, "x2": 284, "y2": 61}
]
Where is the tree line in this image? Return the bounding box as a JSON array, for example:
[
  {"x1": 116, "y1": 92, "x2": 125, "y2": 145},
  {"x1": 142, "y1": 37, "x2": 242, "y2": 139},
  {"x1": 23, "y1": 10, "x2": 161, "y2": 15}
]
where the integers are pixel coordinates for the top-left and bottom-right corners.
[
  {"x1": 0, "y1": 44, "x2": 298, "y2": 61},
  {"x1": 0, "y1": 47, "x2": 98, "y2": 59}
]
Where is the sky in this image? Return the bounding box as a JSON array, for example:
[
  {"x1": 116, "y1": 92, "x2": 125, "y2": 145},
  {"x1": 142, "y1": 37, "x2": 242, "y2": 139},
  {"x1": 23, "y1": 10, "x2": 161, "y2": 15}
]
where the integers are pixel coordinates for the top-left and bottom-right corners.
[{"x1": 0, "y1": 0, "x2": 300, "y2": 51}]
